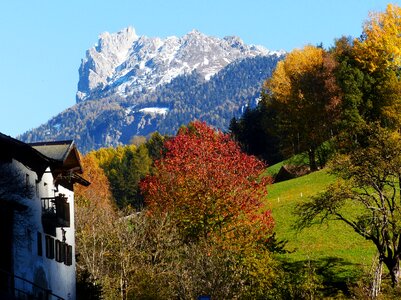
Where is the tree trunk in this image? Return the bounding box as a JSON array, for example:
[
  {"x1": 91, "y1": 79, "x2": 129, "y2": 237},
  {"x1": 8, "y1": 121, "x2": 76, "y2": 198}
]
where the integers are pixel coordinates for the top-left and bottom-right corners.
[
  {"x1": 371, "y1": 259, "x2": 383, "y2": 299},
  {"x1": 308, "y1": 148, "x2": 318, "y2": 171},
  {"x1": 390, "y1": 259, "x2": 401, "y2": 288}
]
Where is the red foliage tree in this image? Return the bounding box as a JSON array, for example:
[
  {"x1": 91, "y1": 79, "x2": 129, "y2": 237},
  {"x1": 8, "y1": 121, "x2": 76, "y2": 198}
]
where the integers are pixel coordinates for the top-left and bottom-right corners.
[{"x1": 140, "y1": 121, "x2": 274, "y2": 246}]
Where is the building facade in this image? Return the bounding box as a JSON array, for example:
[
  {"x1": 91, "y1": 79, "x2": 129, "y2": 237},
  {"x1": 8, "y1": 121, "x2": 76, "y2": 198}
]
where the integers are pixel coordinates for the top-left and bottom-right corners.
[{"x1": 0, "y1": 133, "x2": 89, "y2": 300}]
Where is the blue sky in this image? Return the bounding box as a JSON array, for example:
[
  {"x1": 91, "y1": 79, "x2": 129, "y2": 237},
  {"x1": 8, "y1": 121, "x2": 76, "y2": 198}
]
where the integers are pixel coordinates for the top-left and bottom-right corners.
[{"x1": 0, "y1": 0, "x2": 398, "y2": 137}]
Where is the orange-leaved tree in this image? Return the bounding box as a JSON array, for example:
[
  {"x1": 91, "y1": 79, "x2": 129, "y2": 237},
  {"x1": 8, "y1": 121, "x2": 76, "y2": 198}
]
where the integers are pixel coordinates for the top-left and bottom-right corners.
[
  {"x1": 75, "y1": 152, "x2": 115, "y2": 210},
  {"x1": 75, "y1": 152, "x2": 117, "y2": 294},
  {"x1": 140, "y1": 121, "x2": 274, "y2": 248}
]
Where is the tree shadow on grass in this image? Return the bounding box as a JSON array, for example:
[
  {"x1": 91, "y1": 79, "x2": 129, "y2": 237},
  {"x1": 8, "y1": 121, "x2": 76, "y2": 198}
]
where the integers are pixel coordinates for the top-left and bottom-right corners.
[{"x1": 279, "y1": 256, "x2": 363, "y2": 298}]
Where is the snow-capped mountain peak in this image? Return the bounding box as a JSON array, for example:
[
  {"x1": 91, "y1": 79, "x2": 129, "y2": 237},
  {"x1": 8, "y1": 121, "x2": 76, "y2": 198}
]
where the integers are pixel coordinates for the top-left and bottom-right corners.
[{"x1": 76, "y1": 27, "x2": 281, "y2": 102}]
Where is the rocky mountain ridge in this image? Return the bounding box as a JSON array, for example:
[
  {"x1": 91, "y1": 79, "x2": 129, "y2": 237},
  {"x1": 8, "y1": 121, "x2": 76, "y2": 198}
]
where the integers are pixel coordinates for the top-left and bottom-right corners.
[
  {"x1": 20, "y1": 28, "x2": 284, "y2": 152},
  {"x1": 77, "y1": 27, "x2": 283, "y2": 102}
]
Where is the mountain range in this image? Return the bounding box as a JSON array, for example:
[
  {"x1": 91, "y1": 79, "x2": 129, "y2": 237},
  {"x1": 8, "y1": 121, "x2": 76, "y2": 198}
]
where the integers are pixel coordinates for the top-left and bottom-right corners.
[{"x1": 20, "y1": 27, "x2": 284, "y2": 152}]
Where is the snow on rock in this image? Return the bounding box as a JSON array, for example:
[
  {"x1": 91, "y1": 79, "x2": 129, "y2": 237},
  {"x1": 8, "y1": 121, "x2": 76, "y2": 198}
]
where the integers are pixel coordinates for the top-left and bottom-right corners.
[
  {"x1": 138, "y1": 107, "x2": 169, "y2": 116},
  {"x1": 76, "y1": 27, "x2": 282, "y2": 102},
  {"x1": 125, "y1": 106, "x2": 169, "y2": 116}
]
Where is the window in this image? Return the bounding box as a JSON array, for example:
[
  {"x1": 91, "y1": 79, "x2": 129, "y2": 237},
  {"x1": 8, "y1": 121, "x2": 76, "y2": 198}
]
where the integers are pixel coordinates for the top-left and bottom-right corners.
[
  {"x1": 45, "y1": 236, "x2": 55, "y2": 259},
  {"x1": 37, "y1": 232, "x2": 42, "y2": 256}
]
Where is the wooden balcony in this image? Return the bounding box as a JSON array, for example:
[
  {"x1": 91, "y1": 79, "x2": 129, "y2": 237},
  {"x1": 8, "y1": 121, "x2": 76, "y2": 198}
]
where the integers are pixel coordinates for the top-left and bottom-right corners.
[{"x1": 41, "y1": 195, "x2": 70, "y2": 231}]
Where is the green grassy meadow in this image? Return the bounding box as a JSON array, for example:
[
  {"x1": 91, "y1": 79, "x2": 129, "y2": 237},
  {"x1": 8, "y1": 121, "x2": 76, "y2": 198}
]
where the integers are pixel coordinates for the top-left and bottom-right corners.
[{"x1": 266, "y1": 167, "x2": 376, "y2": 283}]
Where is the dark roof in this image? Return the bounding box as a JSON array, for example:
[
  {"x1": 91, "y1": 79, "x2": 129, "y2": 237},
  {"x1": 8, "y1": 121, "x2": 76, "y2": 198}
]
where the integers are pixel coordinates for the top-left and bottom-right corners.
[
  {"x1": 0, "y1": 132, "x2": 54, "y2": 180},
  {"x1": 30, "y1": 140, "x2": 74, "y2": 162},
  {"x1": 30, "y1": 140, "x2": 85, "y2": 174},
  {"x1": 30, "y1": 140, "x2": 89, "y2": 187},
  {"x1": 0, "y1": 133, "x2": 90, "y2": 187}
]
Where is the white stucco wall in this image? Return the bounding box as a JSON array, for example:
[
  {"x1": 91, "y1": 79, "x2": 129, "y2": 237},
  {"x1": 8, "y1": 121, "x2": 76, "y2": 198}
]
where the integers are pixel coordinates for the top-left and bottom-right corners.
[{"x1": 11, "y1": 160, "x2": 76, "y2": 300}]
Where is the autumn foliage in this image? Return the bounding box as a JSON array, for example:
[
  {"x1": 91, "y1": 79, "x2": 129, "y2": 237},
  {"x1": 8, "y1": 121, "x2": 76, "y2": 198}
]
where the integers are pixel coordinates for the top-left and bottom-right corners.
[
  {"x1": 140, "y1": 121, "x2": 274, "y2": 246},
  {"x1": 265, "y1": 45, "x2": 341, "y2": 170},
  {"x1": 354, "y1": 4, "x2": 401, "y2": 73},
  {"x1": 75, "y1": 152, "x2": 115, "y2": 210}
]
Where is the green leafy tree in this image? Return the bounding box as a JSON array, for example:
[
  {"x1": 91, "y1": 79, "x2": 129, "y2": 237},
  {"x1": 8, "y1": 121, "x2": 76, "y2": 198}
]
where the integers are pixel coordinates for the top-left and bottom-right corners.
[
  {"x1": 145, "y1": 131, "x2": 166, "y2": 161},
  {"x1": 109, "y1": 145, "x2": 152, "y2": 209},
  {"x1": 296, "y1": 125, "x2": 401, "y2": 297},
  {"x1": 91, "y1": 144, "x2": 152, "y2": 209},
  {"x1": 229, "y1": 103, "x2": 283, "y2": 165},
  {"x1": 334, "y1": 4, "x2": 401, "y2": 134},
  {"x1": 331, "y1": 36, "x2": 367, "y2": 133}
]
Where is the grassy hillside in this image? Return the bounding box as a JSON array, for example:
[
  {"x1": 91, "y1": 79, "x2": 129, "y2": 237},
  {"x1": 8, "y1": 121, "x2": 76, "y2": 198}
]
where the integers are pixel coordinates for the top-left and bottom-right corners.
[
  {"x1": 265, "y1": 153, "x2": 309, "y2": 177},
  {"x1": 267, "y1": 168, "x2": 376, "y2": 283}
]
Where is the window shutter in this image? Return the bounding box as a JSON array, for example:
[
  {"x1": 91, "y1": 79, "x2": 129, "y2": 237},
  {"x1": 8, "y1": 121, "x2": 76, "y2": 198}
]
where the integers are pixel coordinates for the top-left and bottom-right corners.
[
  {"x1": 55, "y1": 240, "x2": 62, "y2": 262},
  {"x1": 65, "y1": 244, "x2": 73, "y2": 266},
  {"x1": 45, "y1": 236, "x2": 55, "y2": 259}
]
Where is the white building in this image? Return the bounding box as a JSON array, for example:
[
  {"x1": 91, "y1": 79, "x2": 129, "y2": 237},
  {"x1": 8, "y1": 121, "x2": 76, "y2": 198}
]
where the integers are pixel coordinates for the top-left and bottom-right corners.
[{"x1": 0, "y1": 133, "x2": 89, "y2": 300}]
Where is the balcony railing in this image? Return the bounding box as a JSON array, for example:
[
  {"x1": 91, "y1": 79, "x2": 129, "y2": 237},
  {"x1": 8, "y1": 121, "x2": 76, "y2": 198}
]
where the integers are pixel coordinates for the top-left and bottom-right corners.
[
  {"x1": 0, "y1": 268, "x2": 64, "y2": 300},
  {"x1": 41, "y1": 195, "x2": 70, "y2": 229}
]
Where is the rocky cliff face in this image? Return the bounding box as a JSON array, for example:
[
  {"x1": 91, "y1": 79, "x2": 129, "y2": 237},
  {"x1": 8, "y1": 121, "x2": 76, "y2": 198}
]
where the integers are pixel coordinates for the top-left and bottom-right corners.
[
  {"x1": 77, "y1": 27, "x2": 139, "y2": 101},
  {"x1": 76, "y1": 27, "x2": 283, "y2": 102}
]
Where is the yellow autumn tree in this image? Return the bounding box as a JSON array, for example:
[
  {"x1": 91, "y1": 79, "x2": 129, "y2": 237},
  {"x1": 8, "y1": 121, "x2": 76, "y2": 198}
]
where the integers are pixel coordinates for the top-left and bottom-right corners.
[
  {"x1": 352, "y1": 4, "x2": 401, "y2": 129},
  {"x1": 264, "y1": 45, "x2": 341, "y2": 170},
  {"x1": 354, "y1": 4, "x2": 401, "y2": 73}
]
